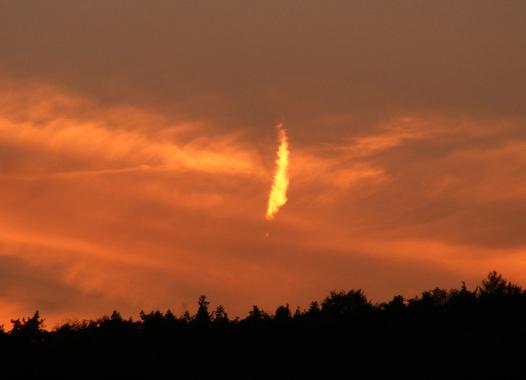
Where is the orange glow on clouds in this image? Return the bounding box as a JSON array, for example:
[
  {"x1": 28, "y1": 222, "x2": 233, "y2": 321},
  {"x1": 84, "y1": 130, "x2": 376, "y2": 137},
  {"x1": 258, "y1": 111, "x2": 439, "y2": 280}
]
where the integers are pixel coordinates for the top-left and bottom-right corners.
[
  {"x1": 1, "y1": 1, "x2": 526, "y2": 329},
  {"x1": 266, "y1": 123, "x2": 290, "y2": 220},
  {"x1": 1, "y1": 81, "x2": 526, "y2": 327}
]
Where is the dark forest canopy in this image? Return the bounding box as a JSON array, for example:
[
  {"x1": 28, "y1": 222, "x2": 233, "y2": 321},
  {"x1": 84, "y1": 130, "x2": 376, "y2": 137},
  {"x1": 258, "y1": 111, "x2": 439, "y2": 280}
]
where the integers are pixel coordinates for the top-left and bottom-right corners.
[{"x1": 3, "y1": 271, "x2": 526, "y2": 378}]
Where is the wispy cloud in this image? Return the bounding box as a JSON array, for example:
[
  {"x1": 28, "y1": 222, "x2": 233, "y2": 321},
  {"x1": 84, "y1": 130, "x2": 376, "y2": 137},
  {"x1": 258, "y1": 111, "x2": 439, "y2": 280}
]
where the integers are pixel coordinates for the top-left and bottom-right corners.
[{"x1": 1, "y1": 81, "x2": 526, "y2": 326}]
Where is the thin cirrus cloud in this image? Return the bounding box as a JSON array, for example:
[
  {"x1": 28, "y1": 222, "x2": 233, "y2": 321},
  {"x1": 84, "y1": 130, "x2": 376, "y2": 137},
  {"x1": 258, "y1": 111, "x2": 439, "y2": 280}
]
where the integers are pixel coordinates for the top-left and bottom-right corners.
[
  {"x1": 1, "y1": 81, "x2": 526, "y2": 327},
  {"x1": 0, "y1": 84, "x2": 261, "y2": 178}
]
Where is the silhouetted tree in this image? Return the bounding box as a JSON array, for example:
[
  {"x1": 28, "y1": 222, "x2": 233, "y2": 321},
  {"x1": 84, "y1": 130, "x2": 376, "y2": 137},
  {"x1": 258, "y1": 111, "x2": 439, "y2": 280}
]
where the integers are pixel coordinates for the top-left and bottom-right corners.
[
  {"x1": 481, "y1": 271, "x2": 508, "y2": 295},
  {"x1": 306, "y1": 301, "x2": 321, "y2": 319},
  {"x1": 447, "y1": 282, "x2": 477, "y2": 312},
  {"x1": 194, "y1": 295, "x2": 211, "y2": 325},
  {"x1": 321, "y1": 289, "x2": 372, "y2": 319},
  {"x1": 409, "y1": 287, "x2": 448, "y2": 313},
  {"x1": 10, "y1": 311, "x2": 44, "y2": 340},
  {"x1": 382, "y1": 295, "x2": 406, "y2": 313},
  {"x1": 3, "y1": 271, "x2": 526, "y2": 378},
  {"x1": 165, "y1": 309, "x2": 177, "y2": 322},
  {"x1": 212, "y1": 305, "x2": 229, "y2": 326},
  {"x1": 274, "y1": 304, "x2": 292, "y2": 324},
  {"x1": 181, "y1": 310, "x2": 192, "y2": 324},
  {"x1": 243, "y1": 305, "x2": 268, "y2": 327}
]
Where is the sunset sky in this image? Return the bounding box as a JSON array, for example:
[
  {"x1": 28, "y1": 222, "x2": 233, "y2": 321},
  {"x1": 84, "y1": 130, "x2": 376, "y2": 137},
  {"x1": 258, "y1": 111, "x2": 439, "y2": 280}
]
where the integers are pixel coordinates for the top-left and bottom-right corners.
[{"x1": 1, "y1": 1, "x2": 526, "y2": 326}]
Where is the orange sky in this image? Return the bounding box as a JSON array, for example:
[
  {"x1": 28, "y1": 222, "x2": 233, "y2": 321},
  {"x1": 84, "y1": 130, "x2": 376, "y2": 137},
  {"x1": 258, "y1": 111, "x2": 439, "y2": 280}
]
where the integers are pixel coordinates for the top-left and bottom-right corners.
[{"x1": 1, "y1": 1, "x2": 526, "y2": 327}]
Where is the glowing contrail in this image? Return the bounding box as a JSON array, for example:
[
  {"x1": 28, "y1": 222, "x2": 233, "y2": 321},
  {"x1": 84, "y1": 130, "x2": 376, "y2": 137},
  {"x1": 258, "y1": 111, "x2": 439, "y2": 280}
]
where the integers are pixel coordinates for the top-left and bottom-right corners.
[{"x1": 266, "y1": 123, "x2": 290, "y2": 220}]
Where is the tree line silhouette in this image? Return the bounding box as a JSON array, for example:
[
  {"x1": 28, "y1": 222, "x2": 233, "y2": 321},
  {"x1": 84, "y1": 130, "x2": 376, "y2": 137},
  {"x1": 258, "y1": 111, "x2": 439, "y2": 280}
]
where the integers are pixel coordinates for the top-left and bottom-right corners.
[{"x1": 3, "y1": 271, "x2": 526, "y2": 378}]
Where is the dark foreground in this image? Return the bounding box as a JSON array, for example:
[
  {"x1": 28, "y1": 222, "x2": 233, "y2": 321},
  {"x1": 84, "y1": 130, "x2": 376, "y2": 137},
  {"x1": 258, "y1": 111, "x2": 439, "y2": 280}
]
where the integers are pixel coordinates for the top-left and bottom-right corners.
[{"x1": 2, "y1": 272, "x2": 526, "y2": 378}]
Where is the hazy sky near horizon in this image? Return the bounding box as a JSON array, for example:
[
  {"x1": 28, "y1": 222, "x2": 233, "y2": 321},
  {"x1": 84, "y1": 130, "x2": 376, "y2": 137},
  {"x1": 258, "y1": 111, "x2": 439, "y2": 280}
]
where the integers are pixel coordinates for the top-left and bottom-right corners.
[{"x1": 1, "y1": 0, "x2": 526, "y2": 326}]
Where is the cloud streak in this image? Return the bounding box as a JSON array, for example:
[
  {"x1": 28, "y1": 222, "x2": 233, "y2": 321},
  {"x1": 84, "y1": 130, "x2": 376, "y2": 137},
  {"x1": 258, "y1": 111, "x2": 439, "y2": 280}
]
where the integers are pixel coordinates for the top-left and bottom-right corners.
[{"x1": 266, "y1": 123, "x2": 290, "y2": 220}]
